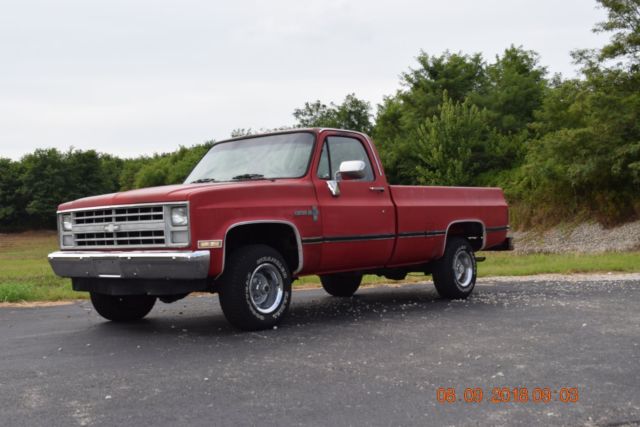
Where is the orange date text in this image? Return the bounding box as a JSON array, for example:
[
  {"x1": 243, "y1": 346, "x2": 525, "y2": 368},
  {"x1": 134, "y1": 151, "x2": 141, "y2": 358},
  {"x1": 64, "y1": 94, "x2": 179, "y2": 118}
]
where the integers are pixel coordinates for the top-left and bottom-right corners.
[{"x1": 436, "y1": 387, "x2": 579, "y2": 404}]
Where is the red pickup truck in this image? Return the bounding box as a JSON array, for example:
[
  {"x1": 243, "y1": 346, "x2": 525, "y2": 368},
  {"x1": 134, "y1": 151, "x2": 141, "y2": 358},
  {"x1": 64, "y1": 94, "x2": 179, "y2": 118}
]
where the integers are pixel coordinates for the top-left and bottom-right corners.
[{"x1": 49, "y1": 129, "x2": 512, "y2": 330}]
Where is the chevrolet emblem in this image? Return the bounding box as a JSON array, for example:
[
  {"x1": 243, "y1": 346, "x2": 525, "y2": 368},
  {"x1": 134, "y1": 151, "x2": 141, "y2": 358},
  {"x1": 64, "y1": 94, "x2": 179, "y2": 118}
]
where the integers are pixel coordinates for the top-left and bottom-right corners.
[{"x1": 104, "y1": 223, "x2": 120, "y2": 233}]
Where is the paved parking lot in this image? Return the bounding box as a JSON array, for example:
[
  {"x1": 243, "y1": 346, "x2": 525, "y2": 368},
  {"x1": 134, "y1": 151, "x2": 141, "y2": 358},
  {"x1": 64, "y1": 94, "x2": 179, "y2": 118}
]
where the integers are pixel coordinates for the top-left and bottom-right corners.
[{"x1": 1, "y1": 276, "x2": 639, "y2": 426}]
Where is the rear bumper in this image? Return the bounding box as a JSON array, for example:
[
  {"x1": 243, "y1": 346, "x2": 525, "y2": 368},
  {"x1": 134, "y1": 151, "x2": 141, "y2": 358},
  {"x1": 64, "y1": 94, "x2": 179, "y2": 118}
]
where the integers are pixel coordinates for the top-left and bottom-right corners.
[
  {"x1": 485, "y1": 237, "x2": 514, "y2": 251},
  {"x1": 48, "y1": 250, "x2": 210, "y2": 280}
]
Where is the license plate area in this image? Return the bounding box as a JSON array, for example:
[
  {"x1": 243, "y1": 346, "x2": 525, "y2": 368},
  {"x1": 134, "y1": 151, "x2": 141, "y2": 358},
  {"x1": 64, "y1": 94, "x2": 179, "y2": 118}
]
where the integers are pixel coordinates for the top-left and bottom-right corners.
[{"x1": 95, "y1": 258, "x2": 123, "y2": 278}]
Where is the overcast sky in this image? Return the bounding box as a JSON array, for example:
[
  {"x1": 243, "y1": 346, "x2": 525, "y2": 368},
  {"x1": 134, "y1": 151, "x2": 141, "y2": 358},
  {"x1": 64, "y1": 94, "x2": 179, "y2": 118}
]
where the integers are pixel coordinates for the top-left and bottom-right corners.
[{"x1": 0, "y1": 0, "x2": 610, "y2": 160}]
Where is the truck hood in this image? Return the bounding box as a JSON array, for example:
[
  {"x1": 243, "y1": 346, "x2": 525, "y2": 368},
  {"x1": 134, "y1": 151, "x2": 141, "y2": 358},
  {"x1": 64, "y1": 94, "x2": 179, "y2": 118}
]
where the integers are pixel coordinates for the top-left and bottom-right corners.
[{"x1": 57, "y1": 182, "x2": 242, "y2": 211}]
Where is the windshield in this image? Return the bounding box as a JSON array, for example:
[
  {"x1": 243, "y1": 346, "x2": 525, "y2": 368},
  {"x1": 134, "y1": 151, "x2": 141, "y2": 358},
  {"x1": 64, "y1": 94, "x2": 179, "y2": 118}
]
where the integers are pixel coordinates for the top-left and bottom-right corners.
[{"x1": 185, "y1": 132, "x2": 316, "y2": 183}]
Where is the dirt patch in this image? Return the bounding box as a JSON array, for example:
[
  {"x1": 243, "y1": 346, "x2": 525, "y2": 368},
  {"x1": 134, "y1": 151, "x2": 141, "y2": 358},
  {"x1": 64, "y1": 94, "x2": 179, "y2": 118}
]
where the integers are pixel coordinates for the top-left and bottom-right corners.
[
  {"x1": 0, "y1": 300, "x2": 76, "y2": 308},
  {"x1": 0, "y1": 230, "x2": 58, "y2": 249}
]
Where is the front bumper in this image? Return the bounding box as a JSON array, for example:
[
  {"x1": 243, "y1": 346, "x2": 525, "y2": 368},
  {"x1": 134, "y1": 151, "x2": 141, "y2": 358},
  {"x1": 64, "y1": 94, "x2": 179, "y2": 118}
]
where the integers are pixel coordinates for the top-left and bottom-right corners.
[{"x1": 48, "y1": 250, "x2": 210, "y2": 280}]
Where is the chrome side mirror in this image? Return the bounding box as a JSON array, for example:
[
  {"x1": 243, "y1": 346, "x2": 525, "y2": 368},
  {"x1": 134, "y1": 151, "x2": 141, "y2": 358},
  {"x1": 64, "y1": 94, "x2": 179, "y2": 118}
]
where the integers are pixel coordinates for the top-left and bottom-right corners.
[
  {"x1": 337, "y1": 160, "x2": 366, "y2": 180},
  {"x1": 326, "y1": 160, "x2": 366, "y2": 197}
]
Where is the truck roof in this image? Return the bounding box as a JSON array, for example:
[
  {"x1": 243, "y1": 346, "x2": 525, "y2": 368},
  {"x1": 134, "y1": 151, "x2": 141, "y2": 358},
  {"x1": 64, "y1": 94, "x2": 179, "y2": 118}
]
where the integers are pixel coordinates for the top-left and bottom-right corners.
[{"x1": 219, "y1": 128, "x2": 371, "y2": 144}]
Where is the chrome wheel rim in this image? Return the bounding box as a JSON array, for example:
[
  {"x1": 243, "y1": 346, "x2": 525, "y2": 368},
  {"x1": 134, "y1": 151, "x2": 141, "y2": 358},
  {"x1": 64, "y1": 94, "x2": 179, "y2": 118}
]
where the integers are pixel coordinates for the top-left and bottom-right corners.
[
  {"x1": 249, "y1": 263, "x2": 284, "y2": 314},
  {"x1": 453, "y1": 250, "x2": 474, "y2": 288}
]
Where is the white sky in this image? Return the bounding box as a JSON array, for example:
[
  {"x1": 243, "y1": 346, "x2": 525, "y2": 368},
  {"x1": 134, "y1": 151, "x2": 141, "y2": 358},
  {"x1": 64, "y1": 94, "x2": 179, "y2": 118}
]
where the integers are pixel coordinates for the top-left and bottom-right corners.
[{"x1": 0, "y1": 0, "x2": 610, "y2": 160}]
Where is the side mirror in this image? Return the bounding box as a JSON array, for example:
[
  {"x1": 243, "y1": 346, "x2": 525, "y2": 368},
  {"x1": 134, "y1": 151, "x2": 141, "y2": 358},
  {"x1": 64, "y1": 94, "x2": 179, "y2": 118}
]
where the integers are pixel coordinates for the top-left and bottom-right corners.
[
  {"x1": 326, "y1": 180, "x2": 340, "y2": 197},
  {"x1": 326, "y1": 160, "x2": 366, "y2": 197},
  {"x1": 336, "y1": 160, "x2": 366, "y2": 180}
]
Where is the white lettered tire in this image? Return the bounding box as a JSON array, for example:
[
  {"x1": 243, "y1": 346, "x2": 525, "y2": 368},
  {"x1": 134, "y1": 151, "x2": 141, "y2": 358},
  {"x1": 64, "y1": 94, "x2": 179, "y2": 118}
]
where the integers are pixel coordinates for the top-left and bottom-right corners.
[
  {"x1": 218, "y1": 244, "x2": 292, "y2": 331},
  {"x1": 432, "y1": 237, "x2": 477, "y2": 299}
]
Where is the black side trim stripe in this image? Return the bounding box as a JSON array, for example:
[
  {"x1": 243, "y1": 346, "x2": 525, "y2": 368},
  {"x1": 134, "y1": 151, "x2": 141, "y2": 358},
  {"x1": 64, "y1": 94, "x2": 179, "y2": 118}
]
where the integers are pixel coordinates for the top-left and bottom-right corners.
[
  {"x1": 301, "y1": 226, "x2": 508, "y2": 245},
  {"x1": 397, "y1": 230, "x2": 446, "y2": 238},
  {"x1": 302, "y1": 231, "x2": 445, "y2": 244},
  {"x1": 301, "y1": 237, "x2": 324, "y2": 244},
  {"x1": 486, "y1": 226, "x2": 510, "y2": 233},
  {"x1": 302, "y1": 234, "x2": 396, "y2": 244}
]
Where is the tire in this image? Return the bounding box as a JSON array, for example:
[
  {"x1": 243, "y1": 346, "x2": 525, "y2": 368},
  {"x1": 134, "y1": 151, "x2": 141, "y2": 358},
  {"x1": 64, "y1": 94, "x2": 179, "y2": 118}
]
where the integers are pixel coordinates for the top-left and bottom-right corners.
[
  {"x1": 432, "y1": 237, "x2": 477, "y2": 299},
  {"x1": 218, "y1": 244, "x2": 292, "y2": 331},
  {"x1": 90, "y1": 293, "x2": 156, "y2": 322},
  {"x1": 320, "y1": 272, "x2": 363, "y2": 297}
]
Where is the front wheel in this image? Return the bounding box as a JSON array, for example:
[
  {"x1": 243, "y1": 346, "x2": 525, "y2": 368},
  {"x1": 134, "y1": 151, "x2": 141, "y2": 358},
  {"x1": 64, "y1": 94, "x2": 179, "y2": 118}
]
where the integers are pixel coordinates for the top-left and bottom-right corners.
[
  {"x1": 90, "y1": 293, "x2": 156, "y2": 322},
  {"x1": 218, "y1": 244, "x2": 292, "y2": 331},
  {"x1": 432, "y1": 237, "x2": 477, "y2": 299}
]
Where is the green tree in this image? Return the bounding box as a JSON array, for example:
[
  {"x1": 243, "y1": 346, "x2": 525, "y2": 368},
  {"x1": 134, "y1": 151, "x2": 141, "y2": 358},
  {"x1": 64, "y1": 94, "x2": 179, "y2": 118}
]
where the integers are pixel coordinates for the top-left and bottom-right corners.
[
  {"x1": 510, "y1": 0, "x2": 640, "y2": 225},
  {"x1": 373, "y1": 52, "x2": 488, "y2": 183},
  {"x1": 293, "y1": 93, "x2": 373, "y2": 134},
  {"x1": 99, "y1": 154, "x2": 125, "y2": 194},
  {"x1": 132, "y1": 142, "x2": 213, "y2": 188},
  {"x1": 398, "y1": 51, "x2": 486, "y2": 124},
  {"x1": 594, "y1": 0, "x2": 640, "y2": 68},
  {"x1": 0, "y1": 158, "x2": 24, "y2": 228},
  {"x1": 474, "y1": 46, "x2": 547, "y2": 134},
  {"x1": 409, "y1": 95, "x2": 509, "y2": 186},
  {"x1": 65, "y1": 149, "x2": 112, "y2": 201},
  {"x1": 119, "y1": 157, "x2": 150, "y2": 190},
  {"x1": 19, "y1": 149, "x2": 68, "y2": 227}
]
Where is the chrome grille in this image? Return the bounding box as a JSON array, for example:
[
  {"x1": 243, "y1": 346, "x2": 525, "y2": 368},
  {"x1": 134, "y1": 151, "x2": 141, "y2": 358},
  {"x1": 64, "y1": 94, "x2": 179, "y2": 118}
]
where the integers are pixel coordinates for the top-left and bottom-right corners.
[
  {"x1": 59, "y1": 203, "x2": 189, "y2": 249},
  {"x1": 74, "y1": 206, "x2": 164, "y2": 224},
  {"x1": 75, "y1": 230, "x2": 165, "y2": 247}
]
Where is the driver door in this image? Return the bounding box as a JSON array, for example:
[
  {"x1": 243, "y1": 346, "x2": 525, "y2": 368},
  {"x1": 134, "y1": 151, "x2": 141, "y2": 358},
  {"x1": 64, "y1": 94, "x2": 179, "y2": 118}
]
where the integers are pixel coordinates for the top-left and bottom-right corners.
[{"x1": 313, "y1": 133, "x2": 395, "y2": 272}]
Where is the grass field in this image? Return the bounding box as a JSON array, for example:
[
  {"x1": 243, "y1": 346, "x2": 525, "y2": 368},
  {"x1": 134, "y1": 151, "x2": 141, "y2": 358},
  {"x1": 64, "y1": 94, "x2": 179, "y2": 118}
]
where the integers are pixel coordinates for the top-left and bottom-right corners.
[{"x1": 2, "y1": 232, "x2": 640, "y2": 303}]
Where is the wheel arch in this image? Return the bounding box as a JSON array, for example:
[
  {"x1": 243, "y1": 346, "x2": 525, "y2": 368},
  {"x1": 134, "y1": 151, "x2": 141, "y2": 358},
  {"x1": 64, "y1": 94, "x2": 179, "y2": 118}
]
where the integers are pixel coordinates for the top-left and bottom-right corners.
[
  {"x1": 217, "y1": 220, "x2": 303, "y2": 279},
  {"x1": 443, "y1": 219, "x2": 486, "y2": 252}
]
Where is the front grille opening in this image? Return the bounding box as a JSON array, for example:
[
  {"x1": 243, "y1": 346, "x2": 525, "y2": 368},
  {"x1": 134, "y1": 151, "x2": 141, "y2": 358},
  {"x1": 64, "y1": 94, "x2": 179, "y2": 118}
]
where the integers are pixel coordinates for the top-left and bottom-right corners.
[
  {"x1": 114, "y1": 206, "x2": 163, "y2": 222},
  {"x1": 75, "y1": 232, "x2": 116, "y2": 246},
  {"x1": 75, "y1": 209, "x2": 113, "y2": 224},
  {"x1": 74, "y1": 206, "x2": 164, "y2": 225},
  {"x1": 65, "y1": 204, "x2": 182, "y2": 248},
  {"x1": 115, "y1": 230, "x2": 165, "y2": 245},
  {"x1": 75, "y1": 230, "x2": 166, "y2": 246}
]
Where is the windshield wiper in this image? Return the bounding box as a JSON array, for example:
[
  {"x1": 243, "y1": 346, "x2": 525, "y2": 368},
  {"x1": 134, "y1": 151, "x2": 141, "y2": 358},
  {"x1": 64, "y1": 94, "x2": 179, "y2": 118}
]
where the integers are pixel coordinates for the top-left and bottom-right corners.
[
  {"x1": 231, "y1": 173, "x2": 266, "y2": 181},
  {"x1": 191, "y1": 178, "x2": 217, "y2": 183}
]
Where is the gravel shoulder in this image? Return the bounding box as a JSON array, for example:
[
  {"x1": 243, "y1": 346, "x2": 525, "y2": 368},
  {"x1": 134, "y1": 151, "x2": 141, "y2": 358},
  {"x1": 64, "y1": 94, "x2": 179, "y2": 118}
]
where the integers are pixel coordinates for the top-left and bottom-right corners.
[{"x1": 513, "y1": 220, "x2": 640, "y2": 253}]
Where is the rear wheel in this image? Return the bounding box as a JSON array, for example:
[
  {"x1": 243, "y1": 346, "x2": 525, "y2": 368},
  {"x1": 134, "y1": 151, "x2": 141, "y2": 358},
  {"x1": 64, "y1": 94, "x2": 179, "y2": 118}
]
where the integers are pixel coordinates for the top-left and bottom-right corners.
[
  {"x1": 432, "y1": 237, "x2": 477, "y2": 299},
  {"x1": 320, "y1": 272, "x2": 363, "y2": 297},
  {"x1": 90, "y1": 293, "x2": 156, "y2": 322},
  {"x1": 218, "y1": 244, "x2": 292, "y2": 331}
]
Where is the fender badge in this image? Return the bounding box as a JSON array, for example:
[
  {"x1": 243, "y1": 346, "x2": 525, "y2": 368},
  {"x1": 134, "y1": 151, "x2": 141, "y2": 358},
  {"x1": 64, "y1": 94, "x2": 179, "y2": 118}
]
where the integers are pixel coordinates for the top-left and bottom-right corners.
[{"x1": 293, "y1": 206, "x2": 319, "y2": 222}]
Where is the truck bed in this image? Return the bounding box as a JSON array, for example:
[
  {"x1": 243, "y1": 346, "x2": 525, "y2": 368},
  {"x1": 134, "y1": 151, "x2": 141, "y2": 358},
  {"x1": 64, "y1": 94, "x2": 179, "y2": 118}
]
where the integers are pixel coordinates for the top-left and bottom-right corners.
[{"x1": 386, "y1": 185, "x2": 509, "y2": 267}]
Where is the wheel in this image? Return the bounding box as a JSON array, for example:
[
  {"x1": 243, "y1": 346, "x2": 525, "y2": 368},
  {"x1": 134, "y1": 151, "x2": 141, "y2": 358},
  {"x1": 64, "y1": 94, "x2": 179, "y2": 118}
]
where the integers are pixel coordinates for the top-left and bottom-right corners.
[
  {"x1": 218, "y1": 244, "x2": 292, "y2": 331},
  {"x1": 320, "y1": 272, "x2": 363, "y2": 297},
  {"x1": 432, "y1": 237, "x2": 477, "y2": 299},
  {"x1": 90, "y1": 293, "x2": 156, "y2": 322}
]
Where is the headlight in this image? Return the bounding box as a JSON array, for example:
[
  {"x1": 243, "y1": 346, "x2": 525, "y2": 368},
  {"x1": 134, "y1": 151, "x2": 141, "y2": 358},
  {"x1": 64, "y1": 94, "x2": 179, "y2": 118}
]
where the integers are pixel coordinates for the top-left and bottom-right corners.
[
  {"x1": 62, "y1": 214, "x2": 73, "y2": 231},
  {"x1": 171, "y1": 206, "x2": 188, "y2": 226}
]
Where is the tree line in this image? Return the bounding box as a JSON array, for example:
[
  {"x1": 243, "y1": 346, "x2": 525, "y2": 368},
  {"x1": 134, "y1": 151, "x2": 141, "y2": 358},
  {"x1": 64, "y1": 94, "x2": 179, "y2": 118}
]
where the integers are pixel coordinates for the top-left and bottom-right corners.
[{"x1": 1, "y1": 0, "x2": 638, "y2": 230}]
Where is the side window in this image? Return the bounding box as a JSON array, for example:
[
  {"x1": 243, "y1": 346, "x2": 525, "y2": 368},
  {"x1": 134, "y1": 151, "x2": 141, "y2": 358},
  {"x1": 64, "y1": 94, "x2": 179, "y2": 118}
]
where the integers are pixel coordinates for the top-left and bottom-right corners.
[
  {"x1": 317, "y1": 143, "x2": 330, "y2": 180},
  {"x1": 316, "y1": 136, "x2": 375, "y2": 181}
]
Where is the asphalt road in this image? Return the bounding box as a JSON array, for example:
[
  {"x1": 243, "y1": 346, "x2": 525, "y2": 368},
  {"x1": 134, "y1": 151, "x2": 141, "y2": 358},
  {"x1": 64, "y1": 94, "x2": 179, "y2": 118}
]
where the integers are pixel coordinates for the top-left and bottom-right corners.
[{"x1": 1, "y1": 277, "x2": 640, "y2": 427}]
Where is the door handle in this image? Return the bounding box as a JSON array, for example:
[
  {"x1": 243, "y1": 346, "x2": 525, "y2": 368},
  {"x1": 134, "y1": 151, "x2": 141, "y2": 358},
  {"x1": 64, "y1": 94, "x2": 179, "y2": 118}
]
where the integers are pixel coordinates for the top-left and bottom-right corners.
[{"x1": 369, "y1": 186, "x2": 385, "y2": 192}]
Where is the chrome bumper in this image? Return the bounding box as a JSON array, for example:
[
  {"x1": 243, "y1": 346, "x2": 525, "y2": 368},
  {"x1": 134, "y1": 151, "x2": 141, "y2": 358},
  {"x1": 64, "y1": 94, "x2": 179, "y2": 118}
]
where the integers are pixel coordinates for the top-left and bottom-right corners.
[{"x1": 48, "y1": 250, "x2": 210, "y2": 280}]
